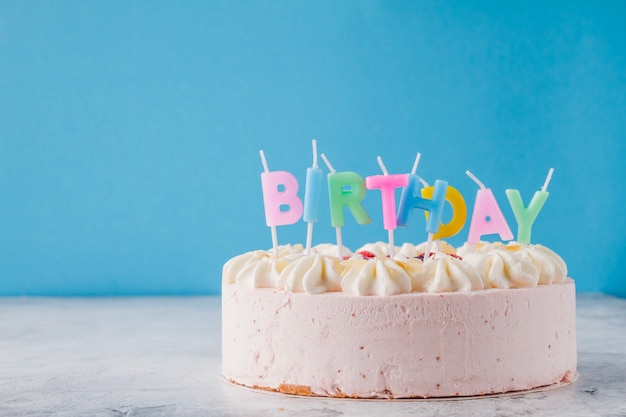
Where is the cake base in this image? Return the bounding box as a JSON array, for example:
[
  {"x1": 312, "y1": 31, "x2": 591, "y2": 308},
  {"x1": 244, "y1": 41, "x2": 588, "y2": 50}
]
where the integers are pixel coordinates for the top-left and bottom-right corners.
[
  {"x1": 221, "y1": 372, "x2": 578, "y2": 400},
  {"x1": 221, "y1": 280, "x2": 577, "y2": 399}
]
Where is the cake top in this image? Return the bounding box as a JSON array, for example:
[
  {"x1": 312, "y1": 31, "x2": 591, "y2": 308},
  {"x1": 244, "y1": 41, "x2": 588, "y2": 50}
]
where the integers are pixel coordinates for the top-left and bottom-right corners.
[{"x1": 223, "y1": 240, "x2": 569, "y2": 296}]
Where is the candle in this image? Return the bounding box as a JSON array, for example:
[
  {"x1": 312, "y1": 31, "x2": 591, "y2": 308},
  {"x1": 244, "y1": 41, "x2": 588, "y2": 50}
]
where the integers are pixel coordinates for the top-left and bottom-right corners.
[
  {"x1": 395, "y1": 153, "x2": 448, "y2": 261},
  {"x1": 365, "y1": 156, "x2": 409, "y2": 258},
  {"x1": 504, "y1": 168, "x2": 553, "y2": 244},
  {"x1": 466, "y1": 170, "x2": 513, "y2": 245},
  {"x1": 396, "y1": 177, "x2": 448, "y2": 233},
  {"x1": 321, "y1": 153, "x2": 371, "y2": 259},
  {"x1": 303, "y1": 139, "x2": 323, "y2": 254},
  {"x1": 259, "y1": 150, "x2": 304, "y2": 256},
  {"x1": 421, "y1": 185, "x2": 467, "y2": 240}
]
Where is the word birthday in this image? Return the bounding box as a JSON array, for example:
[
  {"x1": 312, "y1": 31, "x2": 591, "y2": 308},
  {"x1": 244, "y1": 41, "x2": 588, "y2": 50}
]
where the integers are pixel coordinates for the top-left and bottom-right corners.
[{"x1": 259, "y1": 141, "x2": 553, "y2": 258}]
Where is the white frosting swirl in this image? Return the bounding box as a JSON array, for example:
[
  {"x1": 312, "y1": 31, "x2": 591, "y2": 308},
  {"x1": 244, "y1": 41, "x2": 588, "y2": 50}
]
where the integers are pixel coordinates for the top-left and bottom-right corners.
[
  {"x1": 311, "y1": 243, "x2": 353, "y2": 258},
  {"x1": 503, "y1": 243, "x2": 568, "y2": 285},
  {"x1": 270, "y1": 243, "x2": 305, "y2": 257},
  {"x1": 456, "y1": 241, "x2": 500, "y2": 258},
  {"x1": 277, "y1": 254, "x2": 343, "y2": 294},
  {"x1": 340, "y1": 257, "x2": 412, "y2": 296},
  {"x1": 410, "y1": 241, "x2": 456, "y2": 257},
  {"x1": 411, "y1": 252, "x2": 484, "y2": 292},
  {"x1": 355, "y1": 241, "x2": 456, "y2": 259},
  {"x1": 222, "y1": 250, "x2": 291, "y2": 288},
  {"x1": 223, "y1": 250, "x2": 267, "y2": 284},
  {"x1": 355, "y1": 241, "x2": 393, "y2": 257},
  {"x1": 463, "y1": 247, "x2": 539, "y2": 289}
]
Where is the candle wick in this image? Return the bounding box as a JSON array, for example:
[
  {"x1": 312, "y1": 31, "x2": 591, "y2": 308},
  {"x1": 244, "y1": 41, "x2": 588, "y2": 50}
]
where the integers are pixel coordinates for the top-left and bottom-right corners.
[
  {"x1": 312, "y1": 139, "x2": 318, "y2": 168},
  {"x1": 259, "y1": 150, "x2": 270, "y2": 173},
  {"x1": 419, "y1": 178, "x2": 430, "y2": 188},
  {"x1": 377, "y1": 156, "x2": 389, "y2": 176},
  {"x1": 410, "y1": 152, "x2": 421, "y2": 175},
  {"x1": 541, "y1": 167, "x2": 554, "y2": 192},
  {"x1": 320, "y1": 153, "x2": 336, "y2": 173},
  {"x1": 466, "y1": 170, "x2": 486, "y2": 189}
]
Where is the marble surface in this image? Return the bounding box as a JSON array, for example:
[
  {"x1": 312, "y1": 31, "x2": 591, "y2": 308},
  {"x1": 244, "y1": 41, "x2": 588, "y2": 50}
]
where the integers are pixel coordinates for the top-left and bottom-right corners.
[{"x1": 1, "y1": 293, "x2": 625, "y2": 417}]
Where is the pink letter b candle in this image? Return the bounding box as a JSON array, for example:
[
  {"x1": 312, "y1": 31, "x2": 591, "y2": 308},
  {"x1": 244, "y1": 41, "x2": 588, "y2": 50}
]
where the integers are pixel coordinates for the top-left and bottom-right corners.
[{"x1": 260, "y1": 171, "x2": 304, "y2": 227}]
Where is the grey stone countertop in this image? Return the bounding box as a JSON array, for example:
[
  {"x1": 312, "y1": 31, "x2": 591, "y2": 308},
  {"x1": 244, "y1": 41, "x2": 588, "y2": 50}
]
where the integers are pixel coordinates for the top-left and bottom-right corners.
[{"x1": 0, "y1": 293, "x2": 624, "y2": 417}]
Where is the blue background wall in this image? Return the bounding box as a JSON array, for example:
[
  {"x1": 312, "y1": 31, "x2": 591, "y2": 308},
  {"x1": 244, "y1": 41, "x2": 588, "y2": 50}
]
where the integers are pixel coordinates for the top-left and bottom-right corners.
[{"x1": 1, "y1": 1, "x2": 625, "y2": 296}]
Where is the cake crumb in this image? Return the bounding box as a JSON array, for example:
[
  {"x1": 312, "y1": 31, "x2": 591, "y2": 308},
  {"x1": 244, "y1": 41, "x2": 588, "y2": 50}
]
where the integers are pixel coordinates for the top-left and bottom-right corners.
[
  {"x1": 562, "y1": 370, "x2": 578, "y2": 383},
  {"x1": 279, "y1": 383, "x2": 313, "y2": 396}
]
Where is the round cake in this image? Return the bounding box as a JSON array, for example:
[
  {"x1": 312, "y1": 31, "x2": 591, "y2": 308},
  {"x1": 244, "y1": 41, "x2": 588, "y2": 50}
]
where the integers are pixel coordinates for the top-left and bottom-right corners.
[{"x1": 221, "y1": 241, "x2": 577, "y2": 399}]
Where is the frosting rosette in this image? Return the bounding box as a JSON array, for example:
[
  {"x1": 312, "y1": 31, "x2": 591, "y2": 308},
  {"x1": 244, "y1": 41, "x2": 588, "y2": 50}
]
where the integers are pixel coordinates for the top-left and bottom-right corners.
[
  {"x1": 503, "y1": 243, "x2": 568, "y2": 285},
  {"x1": 411, "y1": 252, "x2": 484, "y2": 292},
  {"x1": 408, "y1": 241, "x2": 456, "y2": 257},
  {"x1": 456, "y1": 241, "x2": 500, "y2": 258},
  {"x1": 355, "y1": 241, "x2": 393, "y2": 257},
  {"x1": 277, "y1": 254, "x2": 343, "y2": 294},
  {"x1": 312, "y1": 243, "x2": 354, "y2": 258},
  {"x1": 463, "y1": 246, "x2": 539, "y2": 289},
  {"x1": 222, "y1": 250, "x2": 291, "y2": 288},
  {"x1": 340, "y1": 256, "x2": 412, "y2": 296},
  {"x1": 272, "y1": 243, "x2": 306, "y2": 257}
]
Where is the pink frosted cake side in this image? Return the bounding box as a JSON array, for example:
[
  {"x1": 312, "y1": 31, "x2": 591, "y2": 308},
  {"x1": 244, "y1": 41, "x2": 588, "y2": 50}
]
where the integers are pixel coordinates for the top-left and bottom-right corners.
[{"x1": 221, "y1": 242, "x2": 577, "y2": 399}]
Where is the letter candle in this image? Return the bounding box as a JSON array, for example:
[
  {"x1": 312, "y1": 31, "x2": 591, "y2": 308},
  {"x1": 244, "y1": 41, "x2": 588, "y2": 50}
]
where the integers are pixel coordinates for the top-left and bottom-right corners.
[
  {"x1": 418, "y1": 178, "x2": 442, "y2": 254},
  {"x1": 321, "y1": 153, "x2": 371, "y2": 259},
  {"x1": 259, "y1": 150, "x2": 304, "y2": 257},
  {"x1": 505, "y1": 168, "x2": 554, "y2": 244},
  {"x1": 466, "y1": 170, "x2": 513, "y2": 245},
  {"x1": 365, "y1": 156, "x2": 409, "y2": 258},
  {"x1": 396, "y1": 153, "x2": 448, "y2": 261},
  {"x1": 421, "y1": 185, "x2": 467, "y2": 241},
  {"x1": 303, "y1": 139, "x2": 323, "y2": 255}
]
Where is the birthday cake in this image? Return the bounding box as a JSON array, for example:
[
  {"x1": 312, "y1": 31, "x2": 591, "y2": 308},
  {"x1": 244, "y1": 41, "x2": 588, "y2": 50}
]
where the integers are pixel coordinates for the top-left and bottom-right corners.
[
  {"x1": 221, "y1": 241, "x2": 576, "y2": 399},
  {"x1": 221, "y1": 144, "x2": 576, "y2": 398}
]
